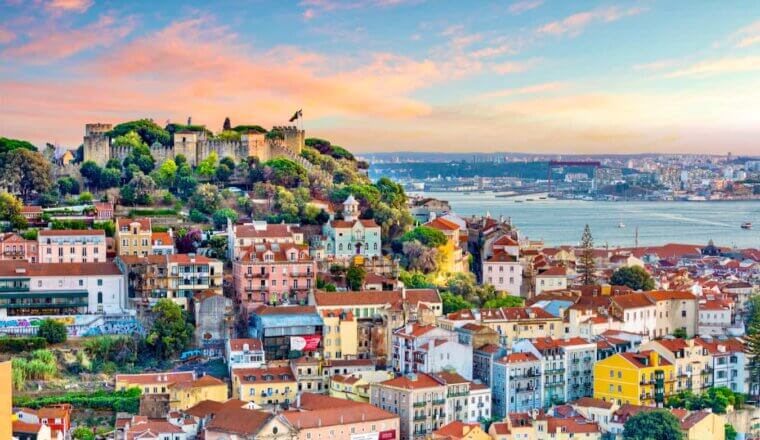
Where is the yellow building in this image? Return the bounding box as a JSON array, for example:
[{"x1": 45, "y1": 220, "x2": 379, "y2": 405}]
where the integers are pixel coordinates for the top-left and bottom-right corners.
[
  {"x1": 680, "y1": 410, "x2": 725, "y2": 440},
  {"x1": 168, "y1": 375, "x2": 228, "y2": 411},
  {"x1": 480, "y1": 307, "x2": 564, "y2": 347},
  {"x1": 321, "y1": 309, "x2": 358, "y2": 360},
  {"x1": 0, "y1": 361, "x2": 11, "y2": 440},
  {"x1": 115, "y1": 218, "x2": 153, "y2": 256},
  {"x1": 424, "y1": 217, "x2": 467, "y2": 275},
  {"x1": 594, "y1": 350, "x2": 676, "y2": 407},
  {"x1": 115, "y1": 371, "x2": 195, "y2": 395},
  {"x1": 329, "y1": 371, "x2": 394, "y2": 402},
  {"x1": 232, "y1": 365, "x2": 297, "y2": 407}
]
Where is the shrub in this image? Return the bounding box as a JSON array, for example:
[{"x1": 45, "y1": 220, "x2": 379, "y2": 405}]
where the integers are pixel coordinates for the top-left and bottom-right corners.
[
  {"x1": 0, "y1": 337, "x2": 47, "y2": 353},
  {"x1": 38, "y1": 319, "x2": 68, "y2": 344},
  {"x1": 13, "y1": 388, "x2": 141, "y2": 413}
]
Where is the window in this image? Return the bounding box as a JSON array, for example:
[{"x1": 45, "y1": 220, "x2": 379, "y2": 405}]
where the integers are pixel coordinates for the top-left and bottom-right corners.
[
  {"x1": 97, "y1": 279, "x2": 103, "y2": 286},
  {"x1": 97, "y1": 292, "x2": 103, "y2": 304}
]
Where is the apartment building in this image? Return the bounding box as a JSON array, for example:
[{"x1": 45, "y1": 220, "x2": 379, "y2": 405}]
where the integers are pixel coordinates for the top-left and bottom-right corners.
[
  {"x1": 392, "y1": 323, "x2": 472, "y2": 380},
  {"x1": 231, "y1": 365, "x2": 297, "y2": 408},
  {"x1": 480, "y1": 307, "x2": 563, "y2": 347},
  {"x1": 639, "y1": 338, "x2": 710, "y2": 393},
  {"x1": 429, "y1": 371, "x2": 491, "y2": 424},
  {"x1": 115, "y1": 218, "x2": 152, "y2": 256},
  {"x1": 695, "y1": 336, "x2": 749, "y2": 394},
  {"x1": 370, "y1": 372, "x2": 447, "y2": 440},
  {"x1": 38, "y1": 229, "x2": 106, "y2": 263},
  {"x1": 321, "y1": 309, "x2": 358, "y2": 360},
  {"x1": 491, "y1": 352, "x2": 543, "y2": 417},
  {"x1": 227, "y1": 221, "x2": 303, "y2": 260},
  {"x1": 594, "y1": 350, "x2": 676, "y2": 407},
  {"x1": 225, "y1": 338, "x2": 265, "y2": 375},
  {"x1": 0, "y1": 233, "x2": 37, "y2": 262},
  {"x1": 232, "y1": 242, "x2": 315, "y2": 307}
]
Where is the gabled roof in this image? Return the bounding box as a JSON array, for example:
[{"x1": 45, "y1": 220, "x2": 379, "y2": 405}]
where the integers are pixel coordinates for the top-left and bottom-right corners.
[
  {"x1": 424, "y1": 217, "x2": 460, "y2": 232},
  {"x1": 539, "y1": 266, "x2": 567, "y2": 277},
  {"x1": 611, "y1": 293, "x2": 654, "y2": 310},
  {"x1": 571, "y1": 397, "x2": 614, "y2": 409},
  {"x1": 433, "y1": 421, "x2": 482, "y2": 439},
  {"x1": 228, "y1": 338, "x2": 263, "y2": 351},
  {"x1": 206, "y1": 407, "x2": 275, "y2": 436},
  {"x1": 379, "y1": 372, "x2": 444, "y2": 390}
]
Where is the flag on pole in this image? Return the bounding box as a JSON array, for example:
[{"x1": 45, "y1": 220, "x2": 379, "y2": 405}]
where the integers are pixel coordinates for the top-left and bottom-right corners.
[{"x1": 289, "y1": 109, "x2": 303, "y2": 122}]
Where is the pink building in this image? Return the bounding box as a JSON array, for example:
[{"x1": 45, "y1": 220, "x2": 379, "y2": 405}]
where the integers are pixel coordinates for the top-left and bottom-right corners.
[
  {"x1": 282, "y1": 393, "x2": 399, "y2": 440},
  {"x1": 38, "y1": 229, "x2": 107, "y2": 263},
  {"x1": 232, "y1": 242, "x2": 315, "y2": 306},
  {"x1": 0, "y1": 233, "x2": 38, "y2": 263},
  {"x1": 93, "y1": 202, "x2": 114, "y2": 220},
  {"x1": 20, "y1": 206, "x2": 43, "y2": 224}
]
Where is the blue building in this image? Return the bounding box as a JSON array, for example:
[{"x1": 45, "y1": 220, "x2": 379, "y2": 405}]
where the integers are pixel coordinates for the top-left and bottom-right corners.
[
  {"x1": 491, "y1": 352, "x2": 543, "y2": 418},
  {"x1": 321, "y1": 195, "x2": 382, "y2": 260},
  {"x1": 249, "y1": 305, "x2": 323, "y2": 360}
]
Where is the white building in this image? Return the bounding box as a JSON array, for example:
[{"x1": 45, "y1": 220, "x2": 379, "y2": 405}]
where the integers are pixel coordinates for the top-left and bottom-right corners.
[
  {"x1": 38, "y1": 229, "x2": 107, "y2": 263},
  {"x1": 392, "y1": 323, "x2": 473, "y2": 380},
  {"x1": 321, "y1": 196, "x2": 382, "y2": 260},
  {"x1": 225, "y1": 338, "x2": 266, "y2": 375},
  {"x1": 698, "y1": 300, "x2": 733, "y2": 336},
  {"x1": 610, "y1": 293, "x2": 657, "y2": 338},
  {"x1": 483, "y1": 252, "x2": 523, "y2": 295},
  {"x1": 535, "y1": 267, "x2": 568, "y2": 295},
  {"x1": 0, "y1": 261, "x2": 127, "y2": 319}
]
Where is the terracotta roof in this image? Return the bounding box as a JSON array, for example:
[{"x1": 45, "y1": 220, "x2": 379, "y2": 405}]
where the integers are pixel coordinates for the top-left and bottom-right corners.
[
  {"x1": 490, "y1": 422, "x2": 511, "y2": 435},
  {"x1": 396, "y1": 323, "x2": 437, "y2": 338},
  {"x1": 235, "y1": 223, "x2": 295, "y2": 238},
  {"x1": 167, "y1": 253, "x2": 216, "y2": 264},
  {"x1": 546, "y1": 417, "x2": 600, "y2": 434},
  {"x1": 493, "y1": 235, "x2": 518, "y2": 246},
  {"x1": 475, "y1": 343, "x2": 501, "y2": 354},
  {"x1": 499, "y1": 352, "x2": 539, "y2": 363},
  {"x1": 184, "y1": 399, "x2": 249, "y2": 419},
  {"x1": 20, "y1": 206, "x2": 42, "y2": 213},
  {"x1": 694, "y1": 337, "x2": 745, "y2": 355},
  {"x1": 532, "y1": 337, "x2": 593, "y2": 350},
  {"x1": 379, "y1": 372, "x2": 444, "y2": 390},
  {"x1": 700, "y1": 300, "x2": 730, "y2": 311},
  {"x1": 406, "y1": 288, "x2": 442, "y2": 304},
  {"x1": 117, "y1": 217, "x2": 151, "y2": 230},
  {"x1": 0, "y1": 261, "x2": 121, "y2": 277},
  {"x1": 481, "y1": 307, "x2": 557, "y2": 321},
  {"x1": 430, "y1": 371, "x2": 468, "y2": 384},
  {"x1": 239, "y1": 242, "x2": 311, "y2": 262},
  {"x1": 151, "y1": 232, "x2": 173, "y2": 245},
  {"x1": 115, "y1": 371, "x2": 194, "y2": 385},
  {"x1": 282, "y1": 393, "x2": 396, "y2": 429},
  {"x1": 38, "y1": 229, "x2": 104, "y2": 236},
  {"x1": 433, "y1": 421, "x2": 481, "y2": 439},
  {"x1": 646, "y1": 290, "x2": 696, "y2": 301},
  {"x1": 233, "y1": 366, "x2": 295, "y2": 384},
  {"x1": 323, "y1": 358, "x2": 375, "y2": 368},
  {"x1": 206, "y1": 407, "x2": 274, "y2": 436},
  {"x1": 571, "y1": 397, "x2": 614, "y2": 409},
  {"x1": 611, "y1": 293, "x2": 654, "y2": 310},
  {"x1": 13, "y1": 420, "x2": 43, "y2": 434},
  {"x1": 655, "y1": 338, "x2": 689, "y2": 353},
  {"x1": 618, "y1": 350, "x2": 672, "y2": 369},
  {"x1": 228, "y1": 338, "x2": 263, "y2": 351},
  {"x1": 539, "y1": 266, "x2": 568, "y2": 277},
  {"x1": 680, "y1": 410, "x2": 711, "y2": 430},
  {"x1": 314, "y1": 290, "x2": 401, "y2": 306},
  {"x1": 254, "y1": 305, "x2": 317, "y2": 315},
  {"x1": 171, "y1": 374, "x2": 225, "y2": 389},
  {"x1": 424, "y1": 217, "x2": 460, "y2": 232}
]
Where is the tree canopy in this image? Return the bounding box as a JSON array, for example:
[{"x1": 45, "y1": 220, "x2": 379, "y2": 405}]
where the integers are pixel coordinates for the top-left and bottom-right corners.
[
  {"x1": 0, "y1": 137, "x2": 37, "y2": 153},
  {"x1": 145, "y1": 299, "x2": 194, "y2": 360},
  {"x1": 611, "y1": 266, "x2": 655, "y2": 291},
  {"x1": 623, "y1": 410, "x2": 683, "y2": 440},
  {"x1": 441, "y1": 292, "x2": 474, "y2": 314},
  {"x1": 483, "y1": 296, "x2": 525, "y2": 309},
  {"x1": 110, "y1": 119, "x2": 171, "y2": 146}
]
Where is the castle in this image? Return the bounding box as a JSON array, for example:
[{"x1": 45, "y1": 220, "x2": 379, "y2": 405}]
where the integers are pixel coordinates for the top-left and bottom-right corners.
[{"x1": 83, "y1": 122, "x2": 306, "y2": 167}]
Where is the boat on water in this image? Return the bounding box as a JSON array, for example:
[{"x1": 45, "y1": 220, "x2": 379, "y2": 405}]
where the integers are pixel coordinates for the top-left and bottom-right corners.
[
  {"x1": 514, "y1": 200, "x2": 523, "y2": 203},
  {"x1": 742, "y1": 222, "x2": 753, "y2": 230},
  {"x1": 618, "y1": 216, "x2": 626, "y2": 229}
]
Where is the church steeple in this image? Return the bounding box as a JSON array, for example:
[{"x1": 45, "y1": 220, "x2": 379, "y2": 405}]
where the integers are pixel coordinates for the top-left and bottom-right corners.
[{"x1": 343, "y1": 195, "x2": 359, "y2": 222}]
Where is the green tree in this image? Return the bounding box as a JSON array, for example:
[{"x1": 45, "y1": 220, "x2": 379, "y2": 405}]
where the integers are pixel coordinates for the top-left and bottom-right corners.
[
  {"x1": 725, "y1": 424, "x2": 737, "y2": 440},
  {"x1": 145, "y1": 299, "x2": 194, "y2": 360},
  {"x1": 98, "y1": 168, "x2": 122, "y2": 189},
  {"x1": 80, "y1": 161, "x2": 102, "y2": 188},
  {"x1": 611, "y1": 266, "x2": 655, "y2": 291},
  {"x1": 398, "y1": 271, "x2": 434, "y2": 289},
  {"x1": 214, "y1": 163, "x2": 233, "y2": 183},
  {"x1": 672, "y1": 328, "x2": 688, "y2": 338},
  {"x1": 0, "y1": 191, "x2": 24, "y2": 227},
  {"x1": 196, "y1": 151, "x2": 218, "y2": 178},
  {"x1": 263, "y1": 158, "x2": 308, "y2": 187},
  {"x1": 212, "y1": 208, "x2": 238, "y2": 229},
  {"x1": 223, "y1": 117, "x2": 232, "y2": 131},
  {"x1": 122, "y1": 172, "x2": 155, "y2": 205},
  {"x1": 122, "y1": 142, "x2": 155, "y2": 175},
  {"x1": 175, "y1": 164, "x2": 198, "y2": 200},
  {"x1": 396, "y1": 226, "x2": 447, "y2": 250},
  {"x1": 346, "y1": 264, "x2": 366, "y2": 291},
  {"x1": 112, "y1": 130, "x2": 144, "y2": 150},
  {"x1": 191, "y1": 184, "x2": 221, "y2": 214},
  {"x1": 207, "y1": 235, "x2": 228, "y2": 260},
  {"x1": 483, "y1": 296, "x2": 525, "y2": 309},
  {"x1": 188, "y1": 209, "x2": 207, "y2": 223},
  {"x1": 578, "y1": 224, "x2": 596, "y2": 285},
  {"x1": 57, "y1": 177, "x2": 80, "y2": 195},
  {"x1": 3, "y1": 149, "x2": 52, "y2": 201},
  {"x1": 623, "y1": 410, "x2": 683, "y2": 440},
  {"x1": 0, "y1": 137, "x2": 37, "y2": 153},
  {"x1": 441, "y1": 292, "x2": 474, "y2": 314},
  {"x1": 153, "y1": 159, "x2": 178, "y2": 188},
  {"x1": 110, "y1": 119, "x2": 171, "y2": 146},
  {"x1": 72, "y1": 426, "x2": 96, "y2": 440},
  {"x1": 37, "y1": 319, "x2": 67, "y2": 344}
]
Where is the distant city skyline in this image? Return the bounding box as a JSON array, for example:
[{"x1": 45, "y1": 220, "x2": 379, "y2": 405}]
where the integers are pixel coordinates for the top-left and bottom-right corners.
[{"x1": 2, "y1": 1, "x2": 760, "y2": 154}]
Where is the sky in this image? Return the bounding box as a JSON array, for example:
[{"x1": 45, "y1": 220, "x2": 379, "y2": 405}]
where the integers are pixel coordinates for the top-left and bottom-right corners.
[{"x1": 2, "y1": 1, "x2": 760, "y2": 155}]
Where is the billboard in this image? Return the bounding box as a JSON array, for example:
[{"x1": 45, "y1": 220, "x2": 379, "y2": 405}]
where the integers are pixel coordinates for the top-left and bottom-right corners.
[
  {"x1": 351, "y1": 430, "x2": 396, "y2": 440},
  {"x1": 290, "y1": 335, "x2": 321, "y2": 351}
]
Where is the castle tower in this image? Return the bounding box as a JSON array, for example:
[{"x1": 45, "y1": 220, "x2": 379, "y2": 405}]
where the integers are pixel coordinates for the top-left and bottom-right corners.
[
  {"x1": 343, "y1": 194, "x2": 359, "y2": 222},
  {"x1": 83, "y1": 123, "x2": 112, "y2": 166},
  {"x1": 241, "y1": 131, "x2": 268, "y2": 162},
  {"x1": 173, "y1": 130, "x2": 199, "y2": 166},
  {"x1": 273, "y1": 125, "x2": 305, "y2": 155}
]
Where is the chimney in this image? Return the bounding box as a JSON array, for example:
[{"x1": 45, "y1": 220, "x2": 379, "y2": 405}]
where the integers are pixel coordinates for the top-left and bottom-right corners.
[{"x1": 648, "y1": 351, "x2": 659, "y2": 367}]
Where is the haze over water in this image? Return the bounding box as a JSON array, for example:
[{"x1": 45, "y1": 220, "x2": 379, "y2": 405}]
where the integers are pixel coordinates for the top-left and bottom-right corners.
[{"x1": 416, "y1": 192, "x2": 760, "y2": 248}]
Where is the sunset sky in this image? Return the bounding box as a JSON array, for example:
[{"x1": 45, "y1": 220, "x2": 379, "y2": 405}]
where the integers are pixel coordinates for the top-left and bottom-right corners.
[{"x1": 2, "y1": 0, "x2": 760, "y2": 154}]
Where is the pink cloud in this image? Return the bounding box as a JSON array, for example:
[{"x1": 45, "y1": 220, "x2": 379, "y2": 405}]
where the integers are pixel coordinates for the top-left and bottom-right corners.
[
  {"x1": 3, "y1": 14, "x2": 135, "y2": 63},
  {"x1": 537, "y1": 6, "x2": 645, "y2": 37},
  {"x1": 0, "y1": 27, "x2": 15, "y2": 44},
  {"x1": 45, "y1": 0, "x2": 93, "y2": 13},
  {"x1": 303, "y1": 8, "x2": 316, "y2": 20},
  {"x1": 470, "y1": 44, "x2": 516, "y2": 59},
  {"x1": 508, "y1": 0, "x2": 543, "y2": 15},
  {"x1": 485, "y1": 81, "x2": 568, "y2": 98},
  {"x1": 665, "y1": 56, "x2": 760, "y2": 78},
  {"x1": 492, "y1": 58, "x2": 541, "y2": 74},
  {"x1": 633, "y1": 59, "x2": 677, "y2": 71},
  {"x1": 731, "y1": 19, "x2": 760, "y2": 48}
]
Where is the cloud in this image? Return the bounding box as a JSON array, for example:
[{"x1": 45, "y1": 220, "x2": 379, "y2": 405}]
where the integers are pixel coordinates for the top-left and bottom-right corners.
[
  {"x1": 730, "y1": 19, "x2": 760, "y2": 47},
  {"x1": 2, "y1": 14, "x2": 135, "y2": 63},
  {"x1": 508, "y1": 0, "x2": 543, "y2": 15},
  {"x1": 665, "y1": 56, "x2": 760, "y2": 78},
  {"x1": 633, "y1": 59, "x2": 677, "y2": 71},
  {"x1": 298, "y1": 0, "x2": 419, "y2": 18},
  {"x1": 492, "y1": 58, "x2": 541, "y2": 74},
  {"x1": 537, "y1": 6, "x2": 645, "y2": 37},
  {"x1": 44, "y1": 0, "x2": 93, "y2": 13},
  {"x1": 485, "y1": 81, "x2": 568, "y2": 98},
  {"x1": 0, "y1": 27, "x2": 15, "y2": 44},
  {"x1": 470, "y1": 44, "x2": 516, "y2": 59},
  {"x1": 303, "y1": 8, "x2": 316, "y2": 20}
]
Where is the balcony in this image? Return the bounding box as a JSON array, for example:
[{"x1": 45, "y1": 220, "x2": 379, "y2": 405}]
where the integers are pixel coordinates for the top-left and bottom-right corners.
[
  {"x1": 432, "y1": 398, "x2": 446, "y2": 405},
  {"x1": 413, "y1": 401, "x2": 427, "y2": 407},
  {"x1": 447, "y1": 391, "x2": 468, "y2": 398},
  {"x1": 413, "y1": 414, "x2": 427, "y2": 421}
]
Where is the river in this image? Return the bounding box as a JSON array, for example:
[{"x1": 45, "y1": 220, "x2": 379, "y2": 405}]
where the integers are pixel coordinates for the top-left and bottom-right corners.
[{"x1": 412, "y1": 192, "x2": 760, "y2": 248}]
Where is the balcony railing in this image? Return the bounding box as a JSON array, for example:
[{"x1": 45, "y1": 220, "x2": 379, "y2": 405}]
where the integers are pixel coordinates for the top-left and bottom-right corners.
[{"x1": 413, "y1": 401, "x2": 427, "y2": 407}]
